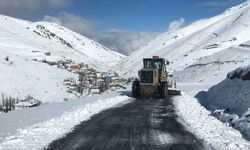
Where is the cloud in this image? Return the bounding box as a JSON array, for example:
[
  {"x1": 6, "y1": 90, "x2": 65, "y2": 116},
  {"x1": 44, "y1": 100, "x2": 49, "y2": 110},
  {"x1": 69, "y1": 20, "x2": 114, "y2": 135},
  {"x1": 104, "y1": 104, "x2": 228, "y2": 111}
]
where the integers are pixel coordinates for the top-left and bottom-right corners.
[
  {"x1": 167, "y1": 18, "x2": 185, "y2": 32},
  {"x1": 0, "y1": 0, "x2": 71, "y2": 17},
  {"x1": 43, "y1": 12, "x2": 158, "y2": 55},
  {"x1": 43, "y1": 15, "x2": 62, "y2": 24},
  {"x1": 43, "y1": 12, "x2": 94, "y2": 36},
  {"x1": 195, "y1": 0, "x2": 239, "y2": 7},
  {"x1": 95, "y1": 29, "x2": 158, "y2": 55}
]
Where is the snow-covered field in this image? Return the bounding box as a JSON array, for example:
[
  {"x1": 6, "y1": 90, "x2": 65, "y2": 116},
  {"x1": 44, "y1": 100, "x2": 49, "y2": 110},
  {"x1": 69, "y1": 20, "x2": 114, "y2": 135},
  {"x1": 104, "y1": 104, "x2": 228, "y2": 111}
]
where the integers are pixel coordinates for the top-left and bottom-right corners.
[
  {"x1": 0, "y1": 52, "x2": 77, "y2": 103},
  {"x1": 0, "y1": 92, "x2": 130, "y2": 150}
]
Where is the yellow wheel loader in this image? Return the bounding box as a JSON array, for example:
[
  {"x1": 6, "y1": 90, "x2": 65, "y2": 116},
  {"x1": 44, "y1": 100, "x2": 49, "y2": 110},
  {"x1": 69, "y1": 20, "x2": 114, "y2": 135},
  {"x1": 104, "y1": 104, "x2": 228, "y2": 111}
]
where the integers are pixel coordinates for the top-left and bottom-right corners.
[{"x1": 132, "y1": 56, "x2": 181, "y2": 99}]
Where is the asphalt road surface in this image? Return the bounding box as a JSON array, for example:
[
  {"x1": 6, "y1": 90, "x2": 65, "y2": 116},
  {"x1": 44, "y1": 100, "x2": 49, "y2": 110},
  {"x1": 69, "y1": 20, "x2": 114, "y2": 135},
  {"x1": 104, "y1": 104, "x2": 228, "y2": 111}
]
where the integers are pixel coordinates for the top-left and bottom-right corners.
[{"x1": 46, "y1": 98, "x2": 204, "y2": 150}]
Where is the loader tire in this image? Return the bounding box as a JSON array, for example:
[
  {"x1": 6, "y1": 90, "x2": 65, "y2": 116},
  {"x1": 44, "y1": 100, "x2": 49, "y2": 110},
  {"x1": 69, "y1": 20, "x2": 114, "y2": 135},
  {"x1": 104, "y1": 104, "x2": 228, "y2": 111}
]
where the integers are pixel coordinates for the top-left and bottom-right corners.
[
  {"x1": 132, "y1": 80, "x2": 140, "y2": 98},
  {"x1": 160, "y1": 82, "x2": 169, "y2": 100}
]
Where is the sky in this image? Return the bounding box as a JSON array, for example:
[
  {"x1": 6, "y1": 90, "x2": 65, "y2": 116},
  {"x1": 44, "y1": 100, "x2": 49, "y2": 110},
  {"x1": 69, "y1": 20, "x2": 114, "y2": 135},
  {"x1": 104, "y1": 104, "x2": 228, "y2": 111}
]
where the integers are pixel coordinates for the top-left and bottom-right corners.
[
  {"x1": 0, "y1": 0, "x2": 247, "y2": 55},
  {"x1": 61, "y1": 0, "x2": 246, "y2": 32}
]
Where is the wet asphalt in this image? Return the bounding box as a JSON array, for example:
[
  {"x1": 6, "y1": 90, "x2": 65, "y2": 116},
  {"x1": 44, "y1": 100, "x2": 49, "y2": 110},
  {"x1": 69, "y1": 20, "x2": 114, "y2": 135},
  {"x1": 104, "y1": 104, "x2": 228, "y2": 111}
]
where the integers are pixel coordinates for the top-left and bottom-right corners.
[{"x1": 46, "y1": 98, "x2": 204, "y2": 150}]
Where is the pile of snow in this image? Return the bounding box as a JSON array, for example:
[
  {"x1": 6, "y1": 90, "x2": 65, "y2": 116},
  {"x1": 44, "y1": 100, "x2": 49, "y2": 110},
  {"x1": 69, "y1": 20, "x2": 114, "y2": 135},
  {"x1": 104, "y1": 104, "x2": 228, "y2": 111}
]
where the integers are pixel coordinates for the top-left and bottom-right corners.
[
  {"x1": 205, "y1": 65, "x2": 250, "y2": 114},
  {"x1": 211, "y1": 109, "x2": 250, "y2": 140},
  {"x1": 0, "y1": 93, "x2": 130, "y2": 150},
  {"x1": 0, "y1": 14, "x2": 125, "y2": 103},
  {"x1": 118, "y1": 0, "x2": 250, "y2": 86},
  {"x1": 173, "y1": 93, "x2": 250, "y2": 149},
  {"x1": 199, "y1": 65, "x2": 250, "y2": 139}
]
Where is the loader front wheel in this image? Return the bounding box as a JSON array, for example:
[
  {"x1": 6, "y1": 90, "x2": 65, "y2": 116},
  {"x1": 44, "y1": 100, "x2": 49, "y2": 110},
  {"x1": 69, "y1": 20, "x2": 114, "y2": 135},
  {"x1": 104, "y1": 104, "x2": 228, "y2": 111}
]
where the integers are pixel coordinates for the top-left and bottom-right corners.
[
  {"x1": 132, "y1": 80, "x2": 140, "y2": 98},
  {"x1": 160, "y1": 82, "x2": 168, "y2": 100}
]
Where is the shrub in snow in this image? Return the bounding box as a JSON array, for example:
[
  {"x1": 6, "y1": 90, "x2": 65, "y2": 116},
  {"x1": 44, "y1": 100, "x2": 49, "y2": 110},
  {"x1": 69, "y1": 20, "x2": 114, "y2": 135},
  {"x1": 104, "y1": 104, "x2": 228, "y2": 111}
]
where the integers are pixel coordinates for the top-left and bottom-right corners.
[
  {"x1": 227, "y1": 67, "x2": 244, "y2": 79},
  {"x1": 44, "y1": 52, "x2": 51, "y2": 56},
  {"x1": 241, "y1": 70, "x2": 250, "y2": 80},
  {"x1": 4, "y1": 56, "x2": 9, "y2": 61},
  {"x1": 227, "y1": 65, "x2": 250, "y2": 80},
  {"x1": 232, "y1": 37, "x2": 237, "y2": 41},
  {"x1": 239, "y1": 44, "x2": 250, "y2": 48},
  {"x1": 9, "y1": 61, "x2": 14, "y2": 65}
]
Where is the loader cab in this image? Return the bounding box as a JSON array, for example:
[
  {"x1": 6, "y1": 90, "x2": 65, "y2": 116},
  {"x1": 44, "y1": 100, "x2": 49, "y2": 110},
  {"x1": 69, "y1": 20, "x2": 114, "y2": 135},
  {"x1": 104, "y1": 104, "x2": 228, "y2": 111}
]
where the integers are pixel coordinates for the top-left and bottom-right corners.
[
  {"x1": 132, "y1": 56, "x2": 180, "y2": 99},
  {"x1": 143, "y1": 58, "x2": 165, "y2": 70},
  {"x1": 139, "y1": 56, "x2": 168, "y2": 84}
]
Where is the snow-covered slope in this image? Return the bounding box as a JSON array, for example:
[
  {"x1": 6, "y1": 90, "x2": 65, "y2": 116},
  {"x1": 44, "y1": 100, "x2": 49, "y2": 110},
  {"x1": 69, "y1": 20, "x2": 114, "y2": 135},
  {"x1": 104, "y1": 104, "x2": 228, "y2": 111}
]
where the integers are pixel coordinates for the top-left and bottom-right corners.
[
  {"x1": 175, "y1": 42, "x2": 250, "y2": 84},
  {"x1": 29, "y1": 21, "x2": 124, "y2": 66},
  {"x1": 0, "y1": 14, "x2": 125, "y2": 103},
  {"x1": 0, "y1": 52, "x2": 77, "y2": 103},
  {"x1": 0, "y1": 15, "x2": 124, "y2": 68},
  {"x1": 119, "y1": 1, "x2": 250, "y2": 85}
]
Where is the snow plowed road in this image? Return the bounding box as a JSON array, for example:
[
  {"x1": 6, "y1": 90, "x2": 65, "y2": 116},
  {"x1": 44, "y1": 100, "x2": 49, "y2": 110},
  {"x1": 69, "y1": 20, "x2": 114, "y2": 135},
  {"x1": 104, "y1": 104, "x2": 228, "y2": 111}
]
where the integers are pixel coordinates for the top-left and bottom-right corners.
[{"x1": 46, "y1": 98, "x2": 204, "y2": 150}]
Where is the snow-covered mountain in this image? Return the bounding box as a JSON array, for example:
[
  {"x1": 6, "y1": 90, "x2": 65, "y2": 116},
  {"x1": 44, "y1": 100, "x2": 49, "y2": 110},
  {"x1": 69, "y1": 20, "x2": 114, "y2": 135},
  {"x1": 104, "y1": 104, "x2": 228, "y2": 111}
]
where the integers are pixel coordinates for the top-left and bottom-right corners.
[
  {"x1": 0, "y1": 15, "x2": 124, "y2": 68},
  {"x1": 0, "y1": 14, "x2": 125, "y2": 103},
  {"x1": 119, "y1": 1, "x2": 250, "y2": 85}
]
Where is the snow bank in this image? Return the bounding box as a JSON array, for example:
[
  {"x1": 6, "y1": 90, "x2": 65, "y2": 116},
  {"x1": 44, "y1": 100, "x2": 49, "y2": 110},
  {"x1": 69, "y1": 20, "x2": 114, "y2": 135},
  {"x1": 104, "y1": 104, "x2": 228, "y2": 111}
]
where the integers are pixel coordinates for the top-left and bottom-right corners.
[
  {"x1": 173, "y1": 93, "x2": 250, "y2": 150},
  {"x1": 205, "y1": 78, "x2": 250, "y2": 115},
  {"x1": 211, "y1": 109, "x2": 250, "y2": 140},
  {"x1": 199, "y1": 65, "x2": 250, "y2": 139},
  {"x1": 234, "y1": 109, "x2": 250, "y2": 139},
  {"x1": 0, "y1": 95, "x2": 130, "y2": 150}
]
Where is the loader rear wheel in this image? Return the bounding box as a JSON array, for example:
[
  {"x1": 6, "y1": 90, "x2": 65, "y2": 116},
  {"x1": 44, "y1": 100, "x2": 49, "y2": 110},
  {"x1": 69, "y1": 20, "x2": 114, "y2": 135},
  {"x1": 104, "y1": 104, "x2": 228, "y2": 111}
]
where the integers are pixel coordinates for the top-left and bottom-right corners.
[{"x1": 132, "y1": 80, "x2": 140, "y2": 98}]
